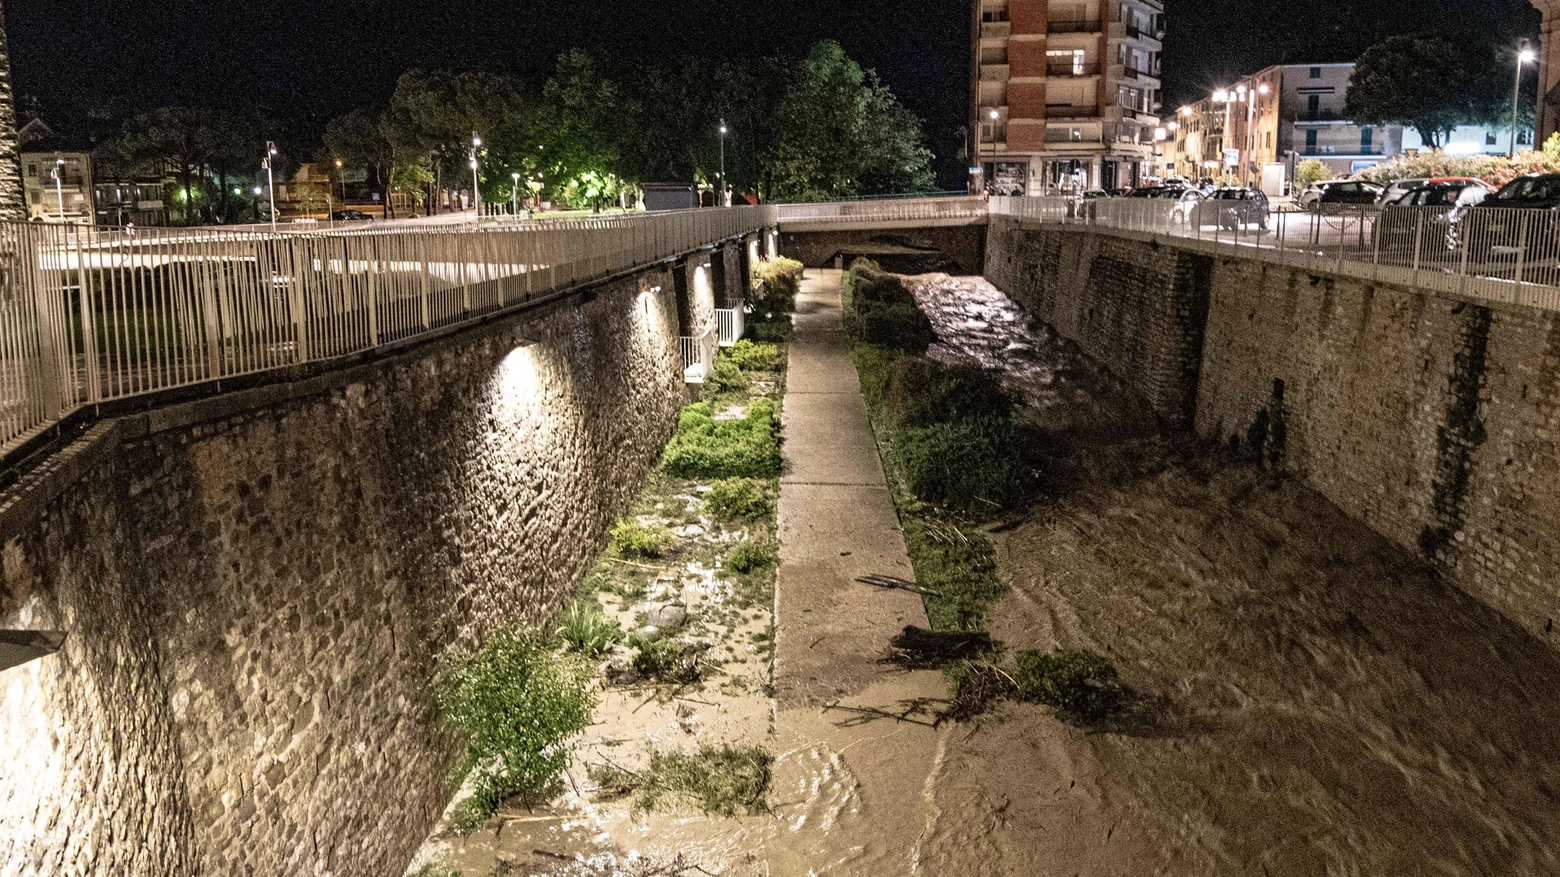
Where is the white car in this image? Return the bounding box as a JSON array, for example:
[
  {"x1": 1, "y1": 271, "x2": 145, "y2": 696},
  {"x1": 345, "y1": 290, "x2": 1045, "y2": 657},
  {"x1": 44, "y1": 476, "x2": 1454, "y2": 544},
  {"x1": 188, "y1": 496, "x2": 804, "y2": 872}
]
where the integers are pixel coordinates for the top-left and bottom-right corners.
[
  {"x1": 1298, "y1": 180, "x2": 1349, "y2": 210},
  {"x1": 1375, "y1": 178, "x2": 1430, "y2": 206}
]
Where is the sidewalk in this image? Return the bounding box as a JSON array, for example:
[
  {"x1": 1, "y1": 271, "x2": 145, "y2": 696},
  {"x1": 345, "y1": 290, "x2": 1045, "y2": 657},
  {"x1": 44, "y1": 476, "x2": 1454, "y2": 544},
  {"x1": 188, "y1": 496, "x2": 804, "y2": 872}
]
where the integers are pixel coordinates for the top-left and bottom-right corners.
[{"x1": 768, "y1": 268, "x2": 950, "y2": 875}]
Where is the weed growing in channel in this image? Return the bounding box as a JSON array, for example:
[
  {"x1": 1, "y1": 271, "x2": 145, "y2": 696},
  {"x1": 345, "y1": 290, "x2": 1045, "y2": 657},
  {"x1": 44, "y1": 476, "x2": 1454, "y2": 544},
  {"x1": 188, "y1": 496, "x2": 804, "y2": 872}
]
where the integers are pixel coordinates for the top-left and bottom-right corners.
[
  {"x1": 437, "y1": 626, "x2": 595, "y2": 825},
  {"x1": 630, "y1": 638, "x2": 705, "y2": 685},
  {"x1": 726, "y1": 540, "x2": 779, "y2": 574},
  {"x1": 728, "y1": 339, "x2": 781, "y2": 372},
  {"x1": 705, "y1": 357, "x2": 750, "y2": 394},
  {"x1": 898, "y1": 416, "x2": 1029, "y2": 510},
  {"x1": 841, "y1": 259, "x2": 934, "y2": 352},
  {"x1": 554, "y1": 600, "x2": 622, "y2": 658},
  {"x1": 589, "y1": 744, "x2": 773, "y2": 816},
  {"x1": 611, "y1": 519, "x2": 670, "y2": 560},
  {"x1": 662, "y1": 400, "x2": 782, "y2": 480},
  {"x1": 704, "y1": 477, "x2": 776, "y2": 522}
]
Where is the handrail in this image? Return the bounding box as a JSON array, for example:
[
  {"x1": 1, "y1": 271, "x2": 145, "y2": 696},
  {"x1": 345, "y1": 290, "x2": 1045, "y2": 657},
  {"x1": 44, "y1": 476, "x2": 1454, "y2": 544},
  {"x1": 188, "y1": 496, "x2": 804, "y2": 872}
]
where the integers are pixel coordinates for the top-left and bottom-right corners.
[{"x1": 0, "y1": 206, "x2": 776, "y2": 456}]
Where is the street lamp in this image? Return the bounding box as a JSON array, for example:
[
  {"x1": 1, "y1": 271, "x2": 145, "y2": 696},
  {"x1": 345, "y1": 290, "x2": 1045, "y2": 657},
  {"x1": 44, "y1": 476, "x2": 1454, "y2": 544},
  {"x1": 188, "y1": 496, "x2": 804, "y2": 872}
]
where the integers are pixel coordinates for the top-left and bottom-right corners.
[
  {"x1": 263, "y1": 141, "x2": 278, "y2": 233},
  {"x1": 512, "y1": 171, "x2": 521, "y2": 216},
  {"x1": 52, "y1": 156, "x2": 65, "y2": 223},
  {"x1": 718, "y1": 119, "x2": 729, "y2": 207},
  {"x1": 987, "y1": 107, "x2": 999, "y2": 195},
  {"x1": 1513, "y1": 42, "x2": 1537, "y2": 157},
  {"x1": 1212, "y1": 89, "x2": 1234, "y2": 185},
  {"x1": 470, "y1": 132, "x2": 482, "y2": 221},
  {"x1": 334, "y1": 157, "x2": 345, "y2": 206}
]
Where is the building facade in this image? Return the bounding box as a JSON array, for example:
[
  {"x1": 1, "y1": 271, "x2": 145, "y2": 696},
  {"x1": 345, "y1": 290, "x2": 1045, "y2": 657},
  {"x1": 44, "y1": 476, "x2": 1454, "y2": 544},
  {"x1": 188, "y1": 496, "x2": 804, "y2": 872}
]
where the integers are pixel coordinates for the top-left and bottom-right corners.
[
  {"x1": 972, "y1": 0, "x2": 1165, "y2": 195},
  {"x1": 1536, "y1": 0, "x2": 1560, "y2": 140}
]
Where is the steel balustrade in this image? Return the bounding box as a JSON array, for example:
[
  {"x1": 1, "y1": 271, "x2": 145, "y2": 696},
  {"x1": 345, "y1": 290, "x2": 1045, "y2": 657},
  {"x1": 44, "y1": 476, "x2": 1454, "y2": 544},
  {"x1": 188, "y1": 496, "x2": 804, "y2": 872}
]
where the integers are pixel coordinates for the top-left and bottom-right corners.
[
  {"x1": 0, "y1": 206, "x2": 776, "y2": 456},
  {"x1": 990, "y1": 196, "x2": 1560, "y2": 314}
]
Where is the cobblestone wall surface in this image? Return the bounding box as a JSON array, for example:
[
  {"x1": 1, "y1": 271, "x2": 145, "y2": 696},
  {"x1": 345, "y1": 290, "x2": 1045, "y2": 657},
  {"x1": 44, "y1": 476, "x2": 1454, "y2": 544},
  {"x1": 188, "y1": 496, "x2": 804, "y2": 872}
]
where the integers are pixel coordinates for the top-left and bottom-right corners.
[
  {"x1": 985, "y1": 219, "x2": 1560, "y2": 647},
  {"x1": 0, "y1": 267, "x2": 685, "y2": 876},
  {"x1": 986, "y1": 219, "x2": 1211, "y2": 426}
]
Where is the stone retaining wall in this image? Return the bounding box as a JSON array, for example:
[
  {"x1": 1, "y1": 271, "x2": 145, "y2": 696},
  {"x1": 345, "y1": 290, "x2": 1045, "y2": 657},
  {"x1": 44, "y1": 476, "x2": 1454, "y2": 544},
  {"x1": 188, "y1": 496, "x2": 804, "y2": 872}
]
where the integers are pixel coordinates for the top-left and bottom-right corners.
[
  {"x1": 985, "y1": 219, "x2": 1560, "y2": 648},
  {"x1": 0, "y1": 266, "x2": 686, "y2": 876}
]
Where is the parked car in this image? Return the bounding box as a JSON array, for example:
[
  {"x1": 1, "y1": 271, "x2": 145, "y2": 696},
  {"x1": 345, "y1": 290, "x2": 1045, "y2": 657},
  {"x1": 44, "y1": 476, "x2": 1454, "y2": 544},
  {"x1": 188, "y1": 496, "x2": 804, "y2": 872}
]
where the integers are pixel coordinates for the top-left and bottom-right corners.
[
  {"x1": 331, "y1": 210, "x2": 374, "y2": 221},
  {"x1": 1302, "y1": 180, "x2": 1384, "y2": 210},
  {"x1": 1373, "y1": 181, "x2": 1491, "y2": 257},
  {"x1": 1168, "y1": 188, "x2": 1206, "y2": 224},
  {"x1": 1192, "y1": 187, "x2": 1270, "y2": 229},
  {"x1": 1375, "y1": 178, "x2": 1430, "y2": 206},
  {"x1": 1450, "y1": 173, "x2": 1560, "y2": 262}
]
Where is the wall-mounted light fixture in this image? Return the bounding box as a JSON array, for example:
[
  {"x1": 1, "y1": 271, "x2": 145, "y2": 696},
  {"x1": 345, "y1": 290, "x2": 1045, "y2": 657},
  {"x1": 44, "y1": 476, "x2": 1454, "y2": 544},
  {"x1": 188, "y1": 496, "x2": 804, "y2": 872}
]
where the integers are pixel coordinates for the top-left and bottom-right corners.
[{"x1": 1, "y1": 630, "x2": 66, "y2": 672}]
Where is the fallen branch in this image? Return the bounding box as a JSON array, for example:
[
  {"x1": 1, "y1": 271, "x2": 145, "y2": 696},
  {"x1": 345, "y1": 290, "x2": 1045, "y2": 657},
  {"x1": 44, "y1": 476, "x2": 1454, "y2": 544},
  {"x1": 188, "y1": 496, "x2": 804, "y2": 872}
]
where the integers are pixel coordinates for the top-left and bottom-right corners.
[{"x1": 855, "y1": 574, "x2": 944, "y2": 598}]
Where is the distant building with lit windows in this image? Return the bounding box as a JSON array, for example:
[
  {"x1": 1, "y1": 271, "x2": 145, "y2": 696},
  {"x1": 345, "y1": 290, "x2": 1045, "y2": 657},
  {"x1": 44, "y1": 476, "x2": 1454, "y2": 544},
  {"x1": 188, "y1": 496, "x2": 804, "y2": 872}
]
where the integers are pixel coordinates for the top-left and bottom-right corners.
[
  {"x1": 1168, "y1": 63, "x2": 1528, "y2": 196},
  {"x1": 971, "y1": 0, "x2": 1165, "y2": 195}
]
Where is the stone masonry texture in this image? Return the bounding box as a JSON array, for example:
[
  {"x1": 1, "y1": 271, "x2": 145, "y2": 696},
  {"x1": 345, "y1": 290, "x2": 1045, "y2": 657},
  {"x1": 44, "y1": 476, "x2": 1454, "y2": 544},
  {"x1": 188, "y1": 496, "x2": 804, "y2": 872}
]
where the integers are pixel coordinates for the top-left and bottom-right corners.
[
  {"x1": 0, "y1": 1, "x2": 25, "y2": 221},
  {"x1": 985, "y1": 217, "x2": 1560, "y2": 648},
  {"x1": 0, "y1": 266, "x2": 687, "y2": 877}
]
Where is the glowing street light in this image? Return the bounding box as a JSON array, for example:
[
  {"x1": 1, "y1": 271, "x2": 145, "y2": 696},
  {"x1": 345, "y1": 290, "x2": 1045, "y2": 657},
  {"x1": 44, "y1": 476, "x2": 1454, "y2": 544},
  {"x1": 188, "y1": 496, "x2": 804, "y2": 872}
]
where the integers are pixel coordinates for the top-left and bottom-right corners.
[
  {"x1": 1513, "y1": 42, "x2": 1538, "y2": 157},
  {"x1": 470, "y1": 132, "x2": 483, "y2": 221},
  {"x1": 512, "y1": 171, "x2": 521, "y2": 216},
  {"x1": 51, "y1": 156, "x2": 65, "y2": 223},
  {"x1": 987, "y1": 107, "x2": 1000, "y2": 196},
  {"x1": 718, "y1": 119, "x2": 729, "y2": 207}
]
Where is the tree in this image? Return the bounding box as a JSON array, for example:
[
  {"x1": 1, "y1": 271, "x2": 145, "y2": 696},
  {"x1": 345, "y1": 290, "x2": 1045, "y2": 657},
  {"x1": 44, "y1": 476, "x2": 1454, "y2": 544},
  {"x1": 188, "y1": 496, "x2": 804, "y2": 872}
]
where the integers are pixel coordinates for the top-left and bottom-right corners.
[
  {"x1": 325, "y1": 109, "x2": 394, "y2": 215},
  {"x1": 769, "y1": 42, "x2": 936, "y2": 201},
  {"x1": 1347, "y1": 36, "x2": 1498, "y2": 149},
  {"x1": 383, "y1": 70, "x2": 523, "y2": 213},
  {"x1": 118, "y1": 107, "x2": 218, "y2": 224}
]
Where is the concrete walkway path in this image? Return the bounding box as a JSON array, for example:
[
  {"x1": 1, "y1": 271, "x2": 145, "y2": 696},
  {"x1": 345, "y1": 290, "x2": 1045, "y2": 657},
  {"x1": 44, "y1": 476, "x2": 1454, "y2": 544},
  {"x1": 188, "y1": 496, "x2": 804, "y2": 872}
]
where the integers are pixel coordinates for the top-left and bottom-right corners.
[{"x1": 766, "y1": 268, "x2": 950, "y2": 875}]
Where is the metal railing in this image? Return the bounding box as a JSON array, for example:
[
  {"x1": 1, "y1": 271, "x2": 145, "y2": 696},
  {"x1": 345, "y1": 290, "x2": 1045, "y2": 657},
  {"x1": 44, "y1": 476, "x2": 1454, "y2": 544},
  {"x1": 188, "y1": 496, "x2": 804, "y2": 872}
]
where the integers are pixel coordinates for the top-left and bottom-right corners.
[
  {"x1": 775, "y1": 196, "x2": 988, "y2": 226},
  {"x1": 716, "y1": 307, "x2": 745, "y2": 347},
  {"x1": 680, "y1": 326, "x2": 717, "y2": 383},
  {"x1": 991, "y1": 196, "x2": 1560, "y2": 313},
  {"x1": 0, "y1": 206, "x2": 775, "y2": 455}
]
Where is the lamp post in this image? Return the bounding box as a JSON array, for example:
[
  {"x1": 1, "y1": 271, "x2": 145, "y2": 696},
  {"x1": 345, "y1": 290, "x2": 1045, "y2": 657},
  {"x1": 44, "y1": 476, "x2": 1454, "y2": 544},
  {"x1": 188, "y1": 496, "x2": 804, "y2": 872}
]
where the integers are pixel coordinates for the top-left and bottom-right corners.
[
  {"x1": 252, "y1": 186, "x2": 262, "y2": 224},
  {"x1": 987, "y1": 108, "x2": 999, "y2": 195},
  {"x1": 470, "y1": 132, "x2": 482, "y2": 221},
  {"x1": 1513, "y1": 42, "x2": 1537, "y2": 157},
  {"x1": 718, "y1": 119, "x2": 729, "y2": 207},
  {"x1": 334, "y1": 158, "x2": 345, "y2": 206},
  {"x1": 1212, "y1": 89, "x2": 1233, "y2": 185},
  {"x1": 512, "y1": 172, "x2": 521, "y2": 216},
  {"x1": 264, "y1": 141, "x2": 278, "y2": 233},
  {"x1": 52, "y1": 156, "x2": 65, "y2": 223}
]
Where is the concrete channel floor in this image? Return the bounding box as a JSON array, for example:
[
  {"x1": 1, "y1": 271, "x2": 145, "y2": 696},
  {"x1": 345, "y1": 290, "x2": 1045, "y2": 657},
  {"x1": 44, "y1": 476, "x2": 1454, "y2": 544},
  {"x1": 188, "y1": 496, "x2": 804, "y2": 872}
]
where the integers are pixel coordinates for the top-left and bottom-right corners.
[{"x1": 767, "y1": 269, "x2": 953, "y2": 875}]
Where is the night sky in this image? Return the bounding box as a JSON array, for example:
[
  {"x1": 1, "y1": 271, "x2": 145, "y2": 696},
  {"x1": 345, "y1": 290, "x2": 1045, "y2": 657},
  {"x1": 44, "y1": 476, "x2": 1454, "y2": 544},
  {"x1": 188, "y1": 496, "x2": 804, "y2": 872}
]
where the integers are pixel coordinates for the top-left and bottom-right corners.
[{"x1": 2, "y1": 0, "x2": 1544, "y2": 182}]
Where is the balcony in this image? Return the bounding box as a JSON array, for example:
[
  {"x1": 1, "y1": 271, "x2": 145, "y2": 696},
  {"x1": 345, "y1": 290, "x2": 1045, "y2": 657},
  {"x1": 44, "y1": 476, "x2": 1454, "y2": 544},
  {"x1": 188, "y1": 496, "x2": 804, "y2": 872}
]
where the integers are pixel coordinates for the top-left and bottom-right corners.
[
  {"x1": 1047, "y1": 63, "x2": 1101, "y2": 77},
  {"x1": 981, "y1": 21, "x2": 1011, "y2": 39},
  {"x1": 1047, "y1": 19, "x2": 1102, "y2": 34},
  {"x1": 981, "y1": 64, "x2": 1010, "y2": 81},
  {"x1": 1047, "y1": 104, "x2": 1102, "y2": 119}
]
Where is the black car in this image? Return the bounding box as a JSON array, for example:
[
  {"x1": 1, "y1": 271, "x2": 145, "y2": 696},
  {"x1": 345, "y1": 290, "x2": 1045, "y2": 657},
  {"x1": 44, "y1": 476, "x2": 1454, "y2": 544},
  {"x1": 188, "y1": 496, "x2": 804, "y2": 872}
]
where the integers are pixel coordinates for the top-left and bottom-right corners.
[
  {"x1": 1452, "y1": 174, "x2": 1560, "y2": 263},
  {"x1": 1373, "y1": 182, "x2": 1489, "y2": 257},
  {"x1": 331, "y1": 210, "x2": 373, "y2": 221},
  {"x1": 1192, "y1": 187, "x2": 1270, "y2": 230},
  {"x1": 1313, "y1": 180, "x2": 1384, "y2": 209}
]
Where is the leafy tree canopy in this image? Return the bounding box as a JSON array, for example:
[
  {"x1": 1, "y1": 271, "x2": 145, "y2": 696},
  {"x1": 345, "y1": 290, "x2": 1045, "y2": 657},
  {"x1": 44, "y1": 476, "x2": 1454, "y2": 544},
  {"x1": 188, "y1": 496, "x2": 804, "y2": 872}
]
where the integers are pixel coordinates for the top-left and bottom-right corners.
[{"x1": 1346, "y1": 35, "x2": 1506, "y2": 148}]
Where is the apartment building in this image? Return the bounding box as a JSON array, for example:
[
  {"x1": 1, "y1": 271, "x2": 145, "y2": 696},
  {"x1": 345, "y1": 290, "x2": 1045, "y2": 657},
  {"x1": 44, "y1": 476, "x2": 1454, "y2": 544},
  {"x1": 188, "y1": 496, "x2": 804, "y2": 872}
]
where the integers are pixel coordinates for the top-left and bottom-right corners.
[
  {"x1": 972, "y1": 0, "x2": 1165, "y2": 195},
  {"x1": 1170, "y1": 63, "x2": 1405, "y2": 195},
  {"x1": 17, "y1": 119, "x2": 93, "y2": 225}
]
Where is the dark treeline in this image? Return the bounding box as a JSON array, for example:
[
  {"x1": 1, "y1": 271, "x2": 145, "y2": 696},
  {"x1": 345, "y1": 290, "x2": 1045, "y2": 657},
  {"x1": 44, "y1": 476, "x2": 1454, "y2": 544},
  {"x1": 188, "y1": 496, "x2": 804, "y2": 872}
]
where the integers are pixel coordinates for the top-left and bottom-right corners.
[{"x1": 90, "y1": 41, "x2": 938, "y2": 224}]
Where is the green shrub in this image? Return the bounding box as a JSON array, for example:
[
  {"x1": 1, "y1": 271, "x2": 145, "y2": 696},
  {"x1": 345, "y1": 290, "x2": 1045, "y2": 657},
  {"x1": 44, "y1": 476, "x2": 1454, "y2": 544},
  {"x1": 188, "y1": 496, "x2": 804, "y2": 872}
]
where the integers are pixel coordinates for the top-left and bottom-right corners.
[
  {"x1": 727, "y1": 540, "x2": 779, "y2": 574},
  {"x1": 898, "y1": 416, "x2": 1028, "y2": 509},
  {"x1": 631, "y1": 638, "x2": 704, "y2": 684},
  {"x1": 842, "y1": 258, "x2": 915, "y2": 307},
  {"x1": 662, "y1": 400, "x2": 782, "y2": 479},
  {"x1": 753, "y1": 257, "x2": 803, "y2": 315},
  {"x1": 705, "y1": 477, "x2": 776, "y2": 522},
  {"x1": 852, "y1": 344, "x2": 902, "y2": 407},
  {"x1": 611, "y1": 519, "x2": 670, "y2": 559},
  {"x1": 885, "y1": 357, "x2": 1011, "y2": 427},
  {"x1": 705, "y1": 357, "x2": 749, "y2": 394},
  {"x1": 728, "y1": 339, "x2": 781, "y2": 372},
  {"x1": 747, "y1": 319, "x2": 793, "y2": 344},
  {"x1": 438, "y1": 627, "x2": 595, "y2": 819},
  {"x1": 554, "y1": 600, "x2": 621, "y2": 658},
  {"x1": 845, "y1": 300, "x2": 935, "y2": 352},
  {"x1": 1014, "y1": 650, "x2": 1127, "y2": 725}
]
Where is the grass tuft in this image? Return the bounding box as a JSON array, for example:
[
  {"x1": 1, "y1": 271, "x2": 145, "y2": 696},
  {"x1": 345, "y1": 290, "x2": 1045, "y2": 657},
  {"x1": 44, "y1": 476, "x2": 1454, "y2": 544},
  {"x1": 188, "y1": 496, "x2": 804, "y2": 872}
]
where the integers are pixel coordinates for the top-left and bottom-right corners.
[
  {"x1": 630, "y1": 638, "x2": 705, "y2": 685},
  {"x1": 554, "y1": 600, "x2": 622, "y2": 658},
  {"x1": 728, "y1": 339, "x2": 782, "y2": 372},
  {"x1": 611, "y1": 519, "x2": 670, "y2": 559},
  {"x1": 726, "y1": 540, "x2": 779, "y2": 575},
  {"x1": 704, "y1": 477, "x2": 777, "y2": 522},
  {"x1": 662, "y1": 400, "x2": 782, "y2": 480}
]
